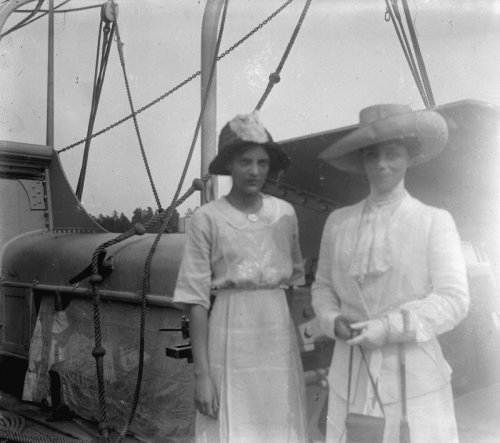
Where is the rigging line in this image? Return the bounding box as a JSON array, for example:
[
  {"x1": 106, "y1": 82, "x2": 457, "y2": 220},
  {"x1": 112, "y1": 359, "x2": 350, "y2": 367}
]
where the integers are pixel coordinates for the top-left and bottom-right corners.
[
  {"x1": 114, "y1": 21, "x2": 163, "y2": 211},
  {"x1": 15, "y1": 5, "x2": 102, "y2": 13},
  {"x1": 57, "y1": 0, "x2": 296, "y2": 154},
  {"x1": 116, "y1": 0, "x2": 229, "y2": 437},
  {"x1": 386, "y1": 0, "x2": 429, "y2": 107},
  {"x1": 384, "y1": 0, "x2": 430, "y2": 108},
  {"x1": 4, "y1": 0, "x2": 44, "y2": 34},
  {"x1": 401, "y1": 0, "x2": 435, "y2": 107},
  {"x1": 75, "y1": 20, "x2": 116, "y2": 200},
  {"x1": 0, "y1": 0, "x2": 72, "y2": 38},
  {"x1": 255, "y1": 0, "x2": 313, "y2": 111},
  {"x1": 171, "y1": 0, "x2": 230, "y2": 206}
]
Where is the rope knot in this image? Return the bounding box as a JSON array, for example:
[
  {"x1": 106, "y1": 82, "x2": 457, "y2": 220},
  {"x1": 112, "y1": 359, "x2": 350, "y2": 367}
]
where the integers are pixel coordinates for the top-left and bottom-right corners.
[
  {"x1": 92, "y1": 345, "x2": 106, "y2": 358},
  {"x1": 134, "y1": 223, "x2": 146, "y2": 235},
  {"x1": 269, "y1": 72, "x2": 281, "y2": 84},
  {"x1": 192, "y1": 178, "x2": 204, "y2": 191}
]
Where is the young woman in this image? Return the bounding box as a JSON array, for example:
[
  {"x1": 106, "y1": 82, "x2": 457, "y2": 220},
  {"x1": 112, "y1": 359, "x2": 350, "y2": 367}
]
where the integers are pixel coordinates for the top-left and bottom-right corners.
[
  {"x1": 312, "y1": 104, "x2": 469, "y2": 442},
  {"x1": 173, "y1": 112, "x2": 308, "y2": 442}
]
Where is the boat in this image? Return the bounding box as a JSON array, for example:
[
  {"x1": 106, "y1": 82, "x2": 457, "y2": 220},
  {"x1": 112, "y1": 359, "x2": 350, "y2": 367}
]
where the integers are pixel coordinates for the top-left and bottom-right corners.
[{"x1": 0, "y1": 0, "x2": 499, "y2": 441}]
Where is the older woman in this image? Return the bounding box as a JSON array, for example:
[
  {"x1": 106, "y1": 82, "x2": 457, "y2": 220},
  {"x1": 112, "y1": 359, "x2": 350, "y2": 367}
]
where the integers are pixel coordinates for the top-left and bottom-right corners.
[
  {"x1": 173, "y1": 112, "x2": 308, "y2": 442},
  {"x1": 311, "y1": 104, "x2": 469, "y2": 443}
]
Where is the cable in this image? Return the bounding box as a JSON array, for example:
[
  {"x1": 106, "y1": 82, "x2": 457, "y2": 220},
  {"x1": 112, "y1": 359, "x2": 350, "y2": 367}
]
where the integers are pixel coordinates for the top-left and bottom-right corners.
[
  {"x1": 57, "y1": 0, "x2": 297, "y2": 154},
  {"x1": 255, "y1": 0, "x2": 313, "y2": 111},
  {"x1": 1, "y1": 0, "x2": 72, "y2": 38}
]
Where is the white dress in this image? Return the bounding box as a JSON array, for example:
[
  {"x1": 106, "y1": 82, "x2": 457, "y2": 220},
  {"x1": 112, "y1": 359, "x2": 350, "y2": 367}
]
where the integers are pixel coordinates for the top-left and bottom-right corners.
[{"x1": 174, "y1": 194, "x2": 308, "y2": 443}]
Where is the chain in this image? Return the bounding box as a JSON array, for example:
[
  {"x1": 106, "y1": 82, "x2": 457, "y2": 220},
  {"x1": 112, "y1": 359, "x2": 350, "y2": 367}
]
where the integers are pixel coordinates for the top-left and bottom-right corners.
[{"x1": 57, "y1": 0, "x2": 296, "y2": 154}]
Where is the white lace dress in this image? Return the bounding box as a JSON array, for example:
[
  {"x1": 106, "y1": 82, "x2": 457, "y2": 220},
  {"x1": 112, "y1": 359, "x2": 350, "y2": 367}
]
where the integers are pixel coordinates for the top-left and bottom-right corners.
[{"x1": 174, "y1": 194, "x2": 308, "y2": 443}]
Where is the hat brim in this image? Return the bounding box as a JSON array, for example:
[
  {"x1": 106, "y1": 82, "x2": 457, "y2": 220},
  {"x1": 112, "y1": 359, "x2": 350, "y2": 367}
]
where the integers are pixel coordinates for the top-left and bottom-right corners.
[
  {"x1": 318, "y1": 109, "x2": 449, "y2": 174},
  {"x1": 208, "y1": 142, "x2": 290, "y2": 176}
]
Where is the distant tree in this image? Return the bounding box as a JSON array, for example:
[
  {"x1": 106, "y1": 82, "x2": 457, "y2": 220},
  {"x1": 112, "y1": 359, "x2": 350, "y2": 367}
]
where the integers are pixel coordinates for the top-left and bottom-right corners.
[
  {"x1": 93, "y1": 206, "x2": 179, "y2": 233},
  {"x1": 94, "y1": 210, "x2": 131, "y2": 233}
]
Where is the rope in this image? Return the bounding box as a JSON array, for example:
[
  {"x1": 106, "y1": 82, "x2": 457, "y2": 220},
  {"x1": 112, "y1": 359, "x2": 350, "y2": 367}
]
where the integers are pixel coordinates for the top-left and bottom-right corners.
[
  {"x1": 255, "y1": 0, "x2": 313, "y2": 111},
  {"x1": 171, "y1": 0, "x2": 229, "y2": 208},
  {"x1": 384, "y1": 0, "x2": 429, "y2": 108},
  {"x1": 0, "y1": 410, "x2": 91, "y2": 443},
  {"x1": 114, "y1": 20, "x2": 163, "y2": 211},
  {"x1": 401, "y1": 0, "x2": 435, "y2": 107},
  {"x1": 57, "y1": 0, "x2": 296, "y2": 154},
  {"x1": 16, "y1": 5, "x2": 103, "y2": 14},
  {"x1": 385, "y1": 0, "x2": 433, "y2": 108},
  {"x1": 76, "y1": 18, "x2": 116, "y2": 200},
  {"x1": 0, "y1": 0, "x2": 72, "y2": 39},
  {"x1": 113, "y1": 2, "x2": 230, "y2": 441},
  {"x1": 1, "y1": 0, "x2": 44, "y2": 36},
  {"x1": 0, "y1": 429, "x2": 90, "y2": 443}
]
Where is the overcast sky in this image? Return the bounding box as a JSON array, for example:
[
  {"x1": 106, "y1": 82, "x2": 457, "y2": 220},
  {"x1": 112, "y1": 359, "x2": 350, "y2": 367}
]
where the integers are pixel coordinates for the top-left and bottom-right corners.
[{"x1": 1, "y1": 0, "x2": 500, "y2": 216}]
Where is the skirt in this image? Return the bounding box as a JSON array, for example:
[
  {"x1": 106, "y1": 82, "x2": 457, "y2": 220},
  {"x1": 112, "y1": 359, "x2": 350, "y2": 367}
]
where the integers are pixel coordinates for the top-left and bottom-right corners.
[{"x1": 195, "y1": 288, "x2": 308, "y2": 443}]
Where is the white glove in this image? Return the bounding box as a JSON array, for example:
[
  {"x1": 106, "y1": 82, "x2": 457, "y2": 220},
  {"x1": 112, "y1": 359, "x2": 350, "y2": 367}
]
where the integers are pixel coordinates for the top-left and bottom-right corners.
[{"x1": 347, "y1": 318, "x2": 388, "y2": 349}]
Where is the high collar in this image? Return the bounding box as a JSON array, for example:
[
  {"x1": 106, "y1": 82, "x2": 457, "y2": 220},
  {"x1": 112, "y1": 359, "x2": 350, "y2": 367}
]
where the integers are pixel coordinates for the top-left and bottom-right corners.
[{"x1": 367, "y1": 180, "x2": 407, "y2": 206}]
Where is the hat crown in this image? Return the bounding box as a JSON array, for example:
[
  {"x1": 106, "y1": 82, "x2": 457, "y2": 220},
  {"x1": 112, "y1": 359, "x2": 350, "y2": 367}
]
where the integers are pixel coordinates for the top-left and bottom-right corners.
[
  {"x1": 218, "y1": 111, "x2": 271, "y2": 152},
  {"x1": 359, "y1": 104, "x2": 412, "y2": 127}
]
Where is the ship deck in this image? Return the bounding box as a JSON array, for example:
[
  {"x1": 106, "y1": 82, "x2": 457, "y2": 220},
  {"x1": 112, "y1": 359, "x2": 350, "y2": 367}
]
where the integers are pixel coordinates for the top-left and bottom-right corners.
[{"x1": 0, "y1": 384, "x2": 499, "y2": 442}]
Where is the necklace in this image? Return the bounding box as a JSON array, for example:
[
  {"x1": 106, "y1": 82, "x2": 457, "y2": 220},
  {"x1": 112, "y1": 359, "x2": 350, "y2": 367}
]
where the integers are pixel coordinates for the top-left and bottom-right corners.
[{"x1": 226, "y1": 195, "x2": 261, "y2": 222}]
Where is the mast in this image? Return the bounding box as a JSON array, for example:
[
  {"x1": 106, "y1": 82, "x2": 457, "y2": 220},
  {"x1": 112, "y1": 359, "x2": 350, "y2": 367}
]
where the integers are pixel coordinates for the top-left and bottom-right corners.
[
  {"x1": 47, "y1": 0, "x2": 54, "y2": 148},
  {"x1": 200, "y1": 0, "x2": 224, "y2": 204}
]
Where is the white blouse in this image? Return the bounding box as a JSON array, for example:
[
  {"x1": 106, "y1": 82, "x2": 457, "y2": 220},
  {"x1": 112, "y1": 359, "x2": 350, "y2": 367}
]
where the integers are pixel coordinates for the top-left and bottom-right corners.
[{"x1": 173, "y1": 194, "x2": 304, "y2": 310}]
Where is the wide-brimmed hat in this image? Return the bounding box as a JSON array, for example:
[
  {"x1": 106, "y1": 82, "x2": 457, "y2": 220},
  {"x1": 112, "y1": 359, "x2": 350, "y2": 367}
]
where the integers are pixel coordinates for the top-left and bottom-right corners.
[
  {"x1": 318, "y1": 104, "x2": 449, "y2": 174},
  {"x1": 208, "y1": 112, "x2": 290, "y2": 175}
]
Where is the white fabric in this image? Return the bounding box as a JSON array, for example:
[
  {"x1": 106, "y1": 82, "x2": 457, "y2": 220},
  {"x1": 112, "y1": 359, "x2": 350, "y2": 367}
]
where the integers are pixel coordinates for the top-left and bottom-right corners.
[
  {"x1": 174, "y1": 194, "x2": 308, "y2": 443},
  {"x1": 311, "y1": 190, "x2": 469, "y2": 439},
  {"x1": 327, "y1": 383, "x2": 459, "y2": 443},
  {"x1": 348, "y1": 184, "x2": 407, "y2": 283},
  {"x1": 174, "y1": 194, "x2": 304, "y2": 310}
]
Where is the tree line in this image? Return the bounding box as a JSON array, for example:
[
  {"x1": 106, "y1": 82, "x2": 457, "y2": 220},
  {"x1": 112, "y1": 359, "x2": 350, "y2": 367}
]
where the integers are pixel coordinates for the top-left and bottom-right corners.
[{"x1": 93, "y1": 206, "x2": 180, "y2": 233}]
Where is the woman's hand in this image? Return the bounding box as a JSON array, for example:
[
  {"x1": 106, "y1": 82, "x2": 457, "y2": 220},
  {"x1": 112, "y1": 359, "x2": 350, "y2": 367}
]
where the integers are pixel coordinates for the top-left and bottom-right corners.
[
  {"x1": 347, "y1": 318, "x2": 388, "y2": 348},
  {"x1": 194, "y1": 374, "x2": 219, "y2": 419},
  {"x1": 334, "y1": 315, "x2": 356, "y2": 340}
]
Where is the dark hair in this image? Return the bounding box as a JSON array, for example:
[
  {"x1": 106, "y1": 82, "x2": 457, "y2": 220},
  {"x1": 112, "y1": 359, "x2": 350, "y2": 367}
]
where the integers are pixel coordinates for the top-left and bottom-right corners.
[{"x1": 223, "y1": 143, "x2": 287, "y2": 175}]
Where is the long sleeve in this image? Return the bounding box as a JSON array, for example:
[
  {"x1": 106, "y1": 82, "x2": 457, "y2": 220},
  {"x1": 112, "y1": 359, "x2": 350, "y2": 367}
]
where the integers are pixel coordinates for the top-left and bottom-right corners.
[
  {"x1": 386, "y1": 209, "x2": 470, "y2": 343},
  {"x1": 311, "y1": 214, "x2": 341, "y2": 339}
]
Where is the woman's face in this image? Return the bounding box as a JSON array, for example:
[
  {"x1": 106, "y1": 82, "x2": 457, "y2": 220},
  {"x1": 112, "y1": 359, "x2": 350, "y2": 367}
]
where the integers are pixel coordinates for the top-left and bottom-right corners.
[
  {"x1": 362, "y1": 142, "x2": 411, "y2": 195},
  {"x1": 227, "y1": 145, "x2": 270, "y2": 196}
]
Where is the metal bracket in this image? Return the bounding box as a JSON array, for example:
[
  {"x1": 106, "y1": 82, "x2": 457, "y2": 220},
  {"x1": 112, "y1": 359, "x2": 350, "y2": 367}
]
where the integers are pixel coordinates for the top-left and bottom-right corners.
[{"x1": 19, "y1": 179, "x2": 46, "y2": 210}]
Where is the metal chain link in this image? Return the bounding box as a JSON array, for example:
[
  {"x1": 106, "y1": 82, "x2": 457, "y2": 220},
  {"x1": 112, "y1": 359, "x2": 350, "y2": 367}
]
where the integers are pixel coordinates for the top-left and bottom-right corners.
[{"x1": 57, "y1": 0, "x2": 296, "y2": 154}]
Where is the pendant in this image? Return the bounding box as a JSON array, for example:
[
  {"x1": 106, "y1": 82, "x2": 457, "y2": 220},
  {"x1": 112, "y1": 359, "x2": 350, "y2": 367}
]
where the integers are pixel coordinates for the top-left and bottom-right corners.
[{"x1": 247, "y1": 214, "x2": 258, "y2": 222}]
